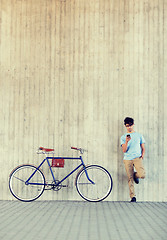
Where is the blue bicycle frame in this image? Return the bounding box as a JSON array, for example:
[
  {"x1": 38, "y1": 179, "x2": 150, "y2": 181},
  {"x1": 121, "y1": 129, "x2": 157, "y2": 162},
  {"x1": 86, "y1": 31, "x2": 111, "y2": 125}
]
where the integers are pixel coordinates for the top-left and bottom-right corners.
[{"x1": 25, "y1": 156, "x2": 95, "y2": 186}]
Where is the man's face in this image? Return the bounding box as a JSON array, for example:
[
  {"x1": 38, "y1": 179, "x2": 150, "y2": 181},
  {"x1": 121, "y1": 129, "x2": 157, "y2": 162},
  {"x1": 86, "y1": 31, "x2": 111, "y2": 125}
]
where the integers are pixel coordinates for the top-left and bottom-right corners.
[{"x1": 125, "y1": 123, "x2": 134, "y2": 132}]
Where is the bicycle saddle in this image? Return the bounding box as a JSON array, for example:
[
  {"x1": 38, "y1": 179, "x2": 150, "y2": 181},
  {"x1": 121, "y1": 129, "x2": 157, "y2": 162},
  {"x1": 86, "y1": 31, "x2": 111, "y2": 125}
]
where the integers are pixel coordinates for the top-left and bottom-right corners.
[{"x1": 39, "y1": 147, "x2": 54, "y2": 152}]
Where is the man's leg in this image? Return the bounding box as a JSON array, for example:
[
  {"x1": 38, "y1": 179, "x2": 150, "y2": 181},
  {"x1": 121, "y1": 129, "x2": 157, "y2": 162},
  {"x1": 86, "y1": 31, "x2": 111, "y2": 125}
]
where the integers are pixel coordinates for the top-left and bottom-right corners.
[
  {"x1": 123, "y1": 160, "x2": 135, "y2": 199},
  {"x1": 133, "y1": 157, "x2": 146, "y2": 179}
]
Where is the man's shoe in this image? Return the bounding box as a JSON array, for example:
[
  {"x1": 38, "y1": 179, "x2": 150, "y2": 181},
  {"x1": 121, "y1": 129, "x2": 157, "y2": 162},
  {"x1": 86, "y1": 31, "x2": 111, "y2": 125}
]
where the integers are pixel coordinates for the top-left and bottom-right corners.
[
  {"x1": 133, "y1": 172, "x2": 139, "y2": 184},
  {"x1": 131, "y1": 197, "x2": 136, "y2": 202}
]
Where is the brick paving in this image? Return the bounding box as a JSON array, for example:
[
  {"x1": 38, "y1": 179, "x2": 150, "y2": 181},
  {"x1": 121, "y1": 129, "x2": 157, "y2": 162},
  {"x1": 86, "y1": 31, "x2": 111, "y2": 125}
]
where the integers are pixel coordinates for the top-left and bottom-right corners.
[{"x1": 0, "y1": 201, "x2": 167, "y2": 240}]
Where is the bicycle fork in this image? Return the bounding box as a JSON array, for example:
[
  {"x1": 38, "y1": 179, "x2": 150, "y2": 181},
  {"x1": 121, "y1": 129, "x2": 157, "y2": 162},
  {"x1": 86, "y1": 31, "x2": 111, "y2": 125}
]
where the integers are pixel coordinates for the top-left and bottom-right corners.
[{"x1": 80, "y1": 157, "x2": 95, "y2": 185}]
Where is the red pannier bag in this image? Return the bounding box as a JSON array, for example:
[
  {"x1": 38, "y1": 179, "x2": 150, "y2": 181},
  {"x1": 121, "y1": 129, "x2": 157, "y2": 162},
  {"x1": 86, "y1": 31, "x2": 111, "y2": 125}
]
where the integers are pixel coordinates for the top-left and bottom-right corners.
[{"x1": 51, "y1": 158, "x2": 64, "y2": 168}]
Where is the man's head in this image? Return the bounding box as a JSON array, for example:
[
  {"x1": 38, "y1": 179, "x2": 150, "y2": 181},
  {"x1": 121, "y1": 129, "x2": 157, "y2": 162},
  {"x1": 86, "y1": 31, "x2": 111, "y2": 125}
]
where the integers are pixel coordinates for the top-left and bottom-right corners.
[
  {"x1": 124, "y1": 117, "x2": 134, "y2": 132},
  {"x1": 124, "y1": 117, "x2": 134, "y2": 126}
]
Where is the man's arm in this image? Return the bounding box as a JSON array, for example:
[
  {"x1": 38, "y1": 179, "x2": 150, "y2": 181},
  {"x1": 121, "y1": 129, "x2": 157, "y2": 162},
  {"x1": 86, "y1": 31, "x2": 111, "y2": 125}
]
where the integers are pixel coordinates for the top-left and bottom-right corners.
[
  {"x1": 122, "y1": 136, "x2": 131, "y2": 153},
  {"x1": 140, "y1": 143, "x2": 145, "y2": 159},
  {"x1": 122, "y1": 142, "x2": 128, "y2": 153}
]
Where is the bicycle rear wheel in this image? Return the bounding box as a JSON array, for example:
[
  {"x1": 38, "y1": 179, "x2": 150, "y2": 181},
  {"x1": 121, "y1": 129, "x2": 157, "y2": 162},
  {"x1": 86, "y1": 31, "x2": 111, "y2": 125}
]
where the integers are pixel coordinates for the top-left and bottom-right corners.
[
  {"x1": 76, "y1": 165, "x2": 113, "y2": 202},
  {"x1": 9, "y1": 164, "x2": 45, "y2": 202}
]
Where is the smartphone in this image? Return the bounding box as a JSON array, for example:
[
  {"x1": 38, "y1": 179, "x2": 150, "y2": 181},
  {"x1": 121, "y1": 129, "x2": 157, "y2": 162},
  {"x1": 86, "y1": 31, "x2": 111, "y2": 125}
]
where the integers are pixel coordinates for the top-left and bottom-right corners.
[{"x1": 127, "y1": 134, "x2": 130, "y2": 138}]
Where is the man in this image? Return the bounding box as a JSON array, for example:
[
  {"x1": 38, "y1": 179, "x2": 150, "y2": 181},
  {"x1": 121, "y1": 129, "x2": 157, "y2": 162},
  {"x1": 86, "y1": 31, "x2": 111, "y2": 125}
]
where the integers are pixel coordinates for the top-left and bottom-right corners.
[{"x1": 121, "y1": 117, "x2": 146, "y2": 202}]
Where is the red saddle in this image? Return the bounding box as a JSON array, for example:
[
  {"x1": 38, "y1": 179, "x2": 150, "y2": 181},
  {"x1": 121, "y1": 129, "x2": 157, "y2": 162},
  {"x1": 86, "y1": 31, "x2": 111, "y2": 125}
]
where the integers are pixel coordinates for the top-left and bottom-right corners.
[{"x1": 39, "y1": 147, "x2": 54, "y2": 152}]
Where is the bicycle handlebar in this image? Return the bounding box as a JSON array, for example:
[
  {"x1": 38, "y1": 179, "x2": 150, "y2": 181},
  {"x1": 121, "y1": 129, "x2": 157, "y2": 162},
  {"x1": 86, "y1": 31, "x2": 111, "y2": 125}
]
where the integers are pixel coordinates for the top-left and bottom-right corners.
[
  {"x1": 71, "y1": 147, "x2": 87, "y2": 154},
  {"x1": 71, "y1": 147, "x2": 79, "y2": 150}
]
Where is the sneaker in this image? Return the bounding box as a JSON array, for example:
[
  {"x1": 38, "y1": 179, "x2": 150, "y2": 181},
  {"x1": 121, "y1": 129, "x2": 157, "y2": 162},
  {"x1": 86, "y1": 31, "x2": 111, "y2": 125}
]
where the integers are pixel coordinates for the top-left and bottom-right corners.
[
  {"x1": 131, "y1": 197, "x2": 136, "y2": 202},
  {"x1": 133, "y1": 172, "x2": 139, "y2": 184}
]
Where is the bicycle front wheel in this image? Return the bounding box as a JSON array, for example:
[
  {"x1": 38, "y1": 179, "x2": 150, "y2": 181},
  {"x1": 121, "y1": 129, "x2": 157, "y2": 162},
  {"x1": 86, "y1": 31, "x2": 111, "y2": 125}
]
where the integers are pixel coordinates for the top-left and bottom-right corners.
[
  {"x1": 9, "y1": 164, "x2": 45, "y2": 202},
  {"x1": 76, "y1": 165, "x2": 113, "y2": 202}
]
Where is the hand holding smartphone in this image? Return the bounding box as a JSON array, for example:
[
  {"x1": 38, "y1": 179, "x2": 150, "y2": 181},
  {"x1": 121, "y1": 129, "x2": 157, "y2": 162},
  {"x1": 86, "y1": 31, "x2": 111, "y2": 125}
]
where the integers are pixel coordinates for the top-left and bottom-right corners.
[{"x1": 126, "y1": 134, "x2": 131, "y2": 142}]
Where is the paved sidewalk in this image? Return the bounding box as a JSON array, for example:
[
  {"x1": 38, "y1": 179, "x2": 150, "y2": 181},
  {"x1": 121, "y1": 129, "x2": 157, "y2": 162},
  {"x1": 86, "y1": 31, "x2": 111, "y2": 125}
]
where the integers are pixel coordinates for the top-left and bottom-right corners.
[{"x1": 0, "y1": 201, "x2": 166, "y2": 240}]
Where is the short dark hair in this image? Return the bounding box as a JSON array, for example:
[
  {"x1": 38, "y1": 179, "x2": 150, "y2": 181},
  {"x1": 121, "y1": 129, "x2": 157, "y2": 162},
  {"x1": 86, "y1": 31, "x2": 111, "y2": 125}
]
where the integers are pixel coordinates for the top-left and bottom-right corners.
[{"x1": 124, "y1": 117, "x2": 134, "y2": 125}]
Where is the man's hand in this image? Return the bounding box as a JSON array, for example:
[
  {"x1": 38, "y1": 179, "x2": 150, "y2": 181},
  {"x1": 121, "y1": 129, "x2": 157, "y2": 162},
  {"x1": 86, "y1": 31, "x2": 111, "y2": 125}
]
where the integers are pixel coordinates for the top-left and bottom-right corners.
[
  {"x1": 126, "y1": 135, "x2": 131, "y2": 143},
  {"x1": 122, "y1": 136, "x2": 131, "y2": 153}
]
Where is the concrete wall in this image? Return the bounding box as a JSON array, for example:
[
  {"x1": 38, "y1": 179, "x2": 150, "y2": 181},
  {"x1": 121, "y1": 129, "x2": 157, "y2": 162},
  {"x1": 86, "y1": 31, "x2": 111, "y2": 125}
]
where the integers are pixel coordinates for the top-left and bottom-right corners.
[{"x1": 0, "y1": 0, "x2": 167, "y2": 201}]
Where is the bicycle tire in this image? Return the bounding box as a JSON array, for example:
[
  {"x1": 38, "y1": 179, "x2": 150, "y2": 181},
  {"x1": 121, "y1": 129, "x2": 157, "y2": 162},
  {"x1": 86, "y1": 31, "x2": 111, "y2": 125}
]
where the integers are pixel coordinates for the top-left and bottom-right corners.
[
  {"x1": 9, "y1": 164, "x2": 45, "y2": 202},
  {"x1": 76, "y1": 165, "x2": 113, "y2": 202}
]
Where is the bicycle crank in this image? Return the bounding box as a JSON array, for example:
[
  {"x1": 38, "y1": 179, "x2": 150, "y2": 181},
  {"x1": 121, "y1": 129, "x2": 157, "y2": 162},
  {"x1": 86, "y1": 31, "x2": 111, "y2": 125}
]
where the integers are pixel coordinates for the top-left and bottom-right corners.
[{"x1": 52, "y1": 181, "x2": 68, "y2": 191}]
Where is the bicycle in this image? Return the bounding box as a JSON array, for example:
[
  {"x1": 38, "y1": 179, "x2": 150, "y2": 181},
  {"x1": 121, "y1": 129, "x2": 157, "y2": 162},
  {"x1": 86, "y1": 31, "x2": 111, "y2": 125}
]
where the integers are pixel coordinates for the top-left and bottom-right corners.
[{"x1": 9, "y1": 147, "x2": 113, "y2": 202}]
